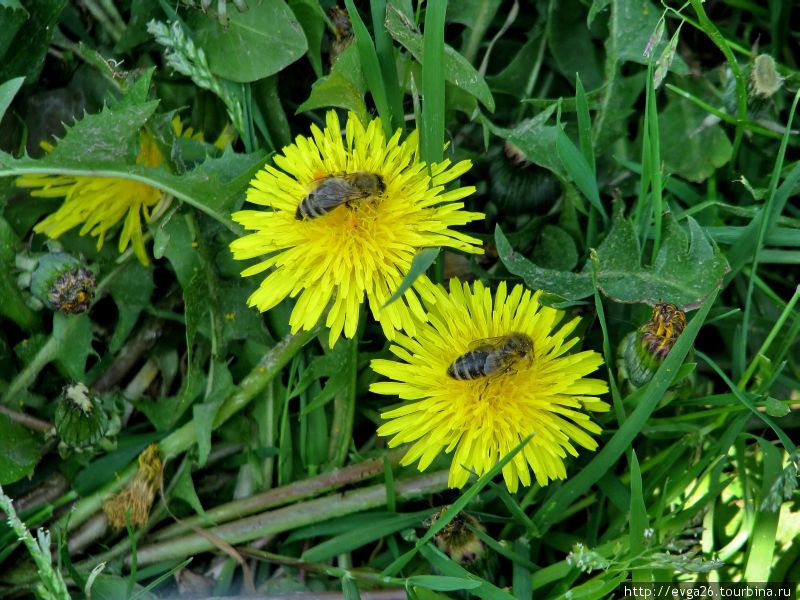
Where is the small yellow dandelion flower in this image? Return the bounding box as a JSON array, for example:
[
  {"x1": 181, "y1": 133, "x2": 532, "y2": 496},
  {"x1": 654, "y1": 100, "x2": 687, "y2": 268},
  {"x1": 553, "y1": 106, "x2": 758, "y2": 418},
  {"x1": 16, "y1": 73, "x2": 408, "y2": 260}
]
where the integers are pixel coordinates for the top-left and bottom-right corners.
[
  {"x1": 372, "y1": 279, "x2": 610, "y2": 493},
  {"x1": 16, "y1": 118, "x2": 203, "y2": 265},
  {"x1": 229, "y1": 110, "x2": 483, "y2": 347}
]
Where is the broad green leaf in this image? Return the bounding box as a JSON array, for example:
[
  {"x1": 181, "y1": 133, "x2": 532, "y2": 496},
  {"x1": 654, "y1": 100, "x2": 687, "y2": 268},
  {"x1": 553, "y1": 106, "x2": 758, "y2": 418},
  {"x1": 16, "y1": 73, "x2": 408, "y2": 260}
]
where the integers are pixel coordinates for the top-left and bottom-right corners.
[
  {"x1": 383, "y1": 247, "x2": 439, "y2": 308},
  {"x1": 0, "y1": 217, "x2": 39, "y2": 332},
  {"x1": 0, "y1": 76, "x2": 24, "y2": 122},
  {"x1": 497, "y1": 205, "x2": 730, "y2": 309},
  {"x1": 297, "y1": 44, "x2": 368, "y2": 121},
  {"x1": 532, "y1": 225, "x2": 578, "y2": 271},
  {"x1": 287, "y1": 0, "x2": 326, "y2": 77},
  {"x1": 610, "y1": 0, "x2": 688, "y2": 74},
  {"x1": 385, "y1": 4, "x2": 495, "y2": 111},
  {"x1": 109, "y1": 262, "x2": 154, "y2": 352},
  {"x1": 0, "y1": 414, "x2": 40, "y2": 484},
  {"x1": 546, "y1": 0, "x2": 603, "y2": 90},
  {"x1": 0, "y1": 0, "x2": 64, "y2": 84},
  {"x1": 193, "y1": 360, "x2": 234, "y2": 466},
  {"x1": 496, "y1": 225, "x2": 593, "y2": 301},
  {"x1": 190, "y1": 0, "x2": 308, "y2": 83},
  {"x1": 52, "y1": 313, "x2": 93, "y2": 381},
  {"x1": 659, "y1": 95, "x2": 732, "y2": 182},
  {"x1": 485, "y1": 31, "x2": 539, "y2": 98},
  {"x1": 593, "y1": 206, "x2": 730, "y2": 309}
]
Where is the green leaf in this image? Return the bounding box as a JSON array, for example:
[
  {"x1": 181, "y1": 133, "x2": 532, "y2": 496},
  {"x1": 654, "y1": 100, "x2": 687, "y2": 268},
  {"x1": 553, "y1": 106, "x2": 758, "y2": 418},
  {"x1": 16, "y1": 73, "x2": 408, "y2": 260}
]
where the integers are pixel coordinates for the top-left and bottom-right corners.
[
  {"x1": 382, "y1": 247, "x2": 440, "y2": 308},
  {"x1": 193, "y1": 360, "x2": 234, "y2": 466},
  {"x1": 171, "y1": 460, "x2": 213, "y2": 524},
  {"x1": 611, "y1": 0, "x2": 687, "y2": 74},
  {"x1": 417, "y1": 545, "x2": 516, "y2": 600},
  {"x1": 658, "y1": 95, "x2": 732, "y2": 182},
  {"x1": 593, "y1": 206, "x2": 730, "y2": 309},
  {"x1": 190, "y1": 0, "x2": 308, "y2": 83},
  {"x1": 489, "y1": 108, "x2": 565, "y2": 178},
  {"x1": 342, "y1": 576, "x2": 361, "y2": 600},
  {"x1": 420, "y1": 0, "x2": 446, "y2": 164},
  {"x1": 496, "y1": 225, "x2": 593, "y2": 301},
  {"x1": 0, "y1": 76, "x2": 24, "y2": 122},
  {"x1": 287, "y1": 0, "x2": 326, "y2": 77},
  {"x1": 764, "y1": 397, "x2": 790, "y2": 419},
  {"x1": 532, "y1": 225, "x2": 578, "y2": 271},
  {"x1": 52, "y1": 313, "x2": 93, "y2": 381},
  {"x1": 385, "y1": 5, "x2": 494, "y2": 112},
  {"x1": 109, "y1": 262, "x2": 154, "y2": 352},
  {"x1": 0, "y1": 414, "x2": 40, "y2": 484},
  {"x1": 297, "y1": 44, "x2": 368, "y2": 121},
  {"x1": 555, "y1": 126, "x2": 607, "y2": 222},
  {"x1": 546, "y1": 0, "x2": 603, "y2": 90},
  {"x1": 407, "y1": 575, "x2": 482, "y2": 592},
  {"x1": 0, "y1": 0, "x2": 64, "y2": 84},
  {"x1": 497, "y1": 205, "x2": 730, "y2": 309}
]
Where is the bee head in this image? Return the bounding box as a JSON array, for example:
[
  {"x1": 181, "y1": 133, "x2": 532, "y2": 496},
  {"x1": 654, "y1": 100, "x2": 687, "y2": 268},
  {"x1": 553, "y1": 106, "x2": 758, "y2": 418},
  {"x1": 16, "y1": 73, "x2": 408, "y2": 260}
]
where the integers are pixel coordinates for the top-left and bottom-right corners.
[{"x1": 505, "y1": 332, "x2": 533, "y2": 357}]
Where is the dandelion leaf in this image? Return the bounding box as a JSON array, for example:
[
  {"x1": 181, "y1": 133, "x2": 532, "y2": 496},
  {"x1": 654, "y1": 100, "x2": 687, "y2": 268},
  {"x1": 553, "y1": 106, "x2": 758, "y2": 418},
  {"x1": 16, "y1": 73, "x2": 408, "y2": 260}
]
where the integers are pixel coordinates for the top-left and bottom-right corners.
[
  {"x1": 0, "y1": 414, "x2": 40, "y2": 484},
  {"x1": 190, "y1": 0, "x2": 308, "y2": 83},
  {"x1": 497, "y1": 206, "x2": 729, "y2": 308}
]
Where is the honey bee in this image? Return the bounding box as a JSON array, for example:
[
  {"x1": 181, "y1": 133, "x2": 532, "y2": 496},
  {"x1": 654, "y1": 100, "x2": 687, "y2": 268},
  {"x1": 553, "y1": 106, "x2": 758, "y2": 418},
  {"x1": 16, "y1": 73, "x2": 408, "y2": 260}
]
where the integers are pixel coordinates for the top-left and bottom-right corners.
[
  {"x1": 447, "y1": 332, "x2": 534, "y2": 380},
  {"x1": 295, "y1": 172, "x2": 384, "y2": 220}
]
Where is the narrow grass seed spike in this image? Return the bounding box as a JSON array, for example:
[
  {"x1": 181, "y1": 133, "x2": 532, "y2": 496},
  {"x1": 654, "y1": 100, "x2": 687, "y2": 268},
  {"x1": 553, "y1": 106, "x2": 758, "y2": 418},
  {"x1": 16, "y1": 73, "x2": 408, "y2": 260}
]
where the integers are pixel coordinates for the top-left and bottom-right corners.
[
  {"x1": 230, "y1": 110, "x2": 484, "y2": 347},
  {"x1": 372, "y1": 279, "x2": 609, "y2": 492}
]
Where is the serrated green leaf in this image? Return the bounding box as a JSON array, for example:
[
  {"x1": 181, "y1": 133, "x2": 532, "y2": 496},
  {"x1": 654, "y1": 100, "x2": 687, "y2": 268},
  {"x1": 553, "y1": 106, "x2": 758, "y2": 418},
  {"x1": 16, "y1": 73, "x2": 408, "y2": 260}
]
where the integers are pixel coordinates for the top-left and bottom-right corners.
[
  {"x1": 497, "y1": 205, "x2": 729, "y2": 308},
  {"x1": 488, "y1": 107, "x2": 566, "y2": 178},
  {"x1": 0, "y1": 414, "x2": 40, "y2": 484},
  {"x1": 594, "y1": 206, "x2": 730, "y2": 308},
  {"x1": 385, "y1": 4, "x2": 494, "y2": 112},
  {"x1": 532, "y1": 225, "x2": 578, "y2": 271},
  {"x1": 190, "y1": 0, "x2": 308, "y2": 83}
]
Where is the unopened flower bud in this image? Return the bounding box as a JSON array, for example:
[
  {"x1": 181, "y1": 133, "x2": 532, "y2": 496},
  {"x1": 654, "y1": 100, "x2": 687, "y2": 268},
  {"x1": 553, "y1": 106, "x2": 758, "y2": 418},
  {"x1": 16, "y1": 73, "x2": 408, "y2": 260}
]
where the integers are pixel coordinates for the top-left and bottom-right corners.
[
  {"x1": 30, "y1": 253, "x2": 95, "y2": 314},
  {"x1": 55, "y1": 383, "x2": 108, "y2": 449}
]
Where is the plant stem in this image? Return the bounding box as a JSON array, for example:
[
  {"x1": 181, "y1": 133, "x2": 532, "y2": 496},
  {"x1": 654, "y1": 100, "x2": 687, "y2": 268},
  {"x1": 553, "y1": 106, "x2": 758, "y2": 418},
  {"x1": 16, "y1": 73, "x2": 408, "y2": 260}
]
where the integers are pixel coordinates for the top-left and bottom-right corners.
[
  {"x1": 60, "y1": 328, "x2": 319, "y2": 533},
  {"x1": 122, "y1": 470, "x2": 448, "y2": 568}
]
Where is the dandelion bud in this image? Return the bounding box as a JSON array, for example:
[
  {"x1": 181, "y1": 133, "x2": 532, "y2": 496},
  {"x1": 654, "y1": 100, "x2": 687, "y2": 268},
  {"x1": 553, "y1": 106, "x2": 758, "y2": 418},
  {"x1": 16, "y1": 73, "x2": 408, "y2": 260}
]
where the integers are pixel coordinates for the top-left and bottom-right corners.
[
  {"x1": 620, "y1": 301, "x2": 686, "y2": 387},
  {"x1": 103, "y1": 444, "x2": 162, "y2": 529},
  {"x1": 429, "y1": 508, "x2": 486, "y2": 564},
  {"x1": 55, "y1": 383, "x2": 108, "y2": 449},
  {"x1": 30, "y1": 253, "x2": 95, "y2": 314}
]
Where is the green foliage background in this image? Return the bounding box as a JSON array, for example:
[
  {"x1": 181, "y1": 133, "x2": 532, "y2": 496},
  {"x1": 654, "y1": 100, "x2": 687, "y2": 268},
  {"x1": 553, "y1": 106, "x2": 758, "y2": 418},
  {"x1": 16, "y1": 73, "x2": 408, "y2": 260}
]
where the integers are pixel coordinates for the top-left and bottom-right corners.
[{"x1": 0, "y1": 0, "x2": 798, "y2": 598}]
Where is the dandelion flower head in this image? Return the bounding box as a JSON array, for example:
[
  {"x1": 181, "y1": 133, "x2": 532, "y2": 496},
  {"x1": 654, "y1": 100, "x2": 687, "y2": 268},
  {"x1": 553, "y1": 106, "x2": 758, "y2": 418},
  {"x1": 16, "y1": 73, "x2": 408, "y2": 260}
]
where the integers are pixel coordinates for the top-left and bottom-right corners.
[
  {"x1": 372, "y1": 279, "x2": 610, "y2": 492},
  {"x1": 229, "y1": 110, "x2": 483, "y2": 347},
  {"x1": 17, "y1": 118, "x2": 203, "y2": 265}
]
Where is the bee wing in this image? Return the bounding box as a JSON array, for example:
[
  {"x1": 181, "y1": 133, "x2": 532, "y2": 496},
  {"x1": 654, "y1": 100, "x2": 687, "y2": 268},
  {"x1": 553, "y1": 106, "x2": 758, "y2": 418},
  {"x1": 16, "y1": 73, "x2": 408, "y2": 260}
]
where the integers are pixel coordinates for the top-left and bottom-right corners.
[
  {"x1": 306, "y1": 178, "x2": 360, "y2": 210},
  {"x1": 467, "y1": 335, "x2": 507, "y2": 352}
]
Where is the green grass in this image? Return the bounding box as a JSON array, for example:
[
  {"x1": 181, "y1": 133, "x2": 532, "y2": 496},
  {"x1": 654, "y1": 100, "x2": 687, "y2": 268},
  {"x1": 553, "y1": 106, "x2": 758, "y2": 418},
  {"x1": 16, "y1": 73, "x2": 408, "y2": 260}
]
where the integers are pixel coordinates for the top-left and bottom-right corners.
[{"x1": 0, "y1": 1, "x2": 798, "y2": 598}]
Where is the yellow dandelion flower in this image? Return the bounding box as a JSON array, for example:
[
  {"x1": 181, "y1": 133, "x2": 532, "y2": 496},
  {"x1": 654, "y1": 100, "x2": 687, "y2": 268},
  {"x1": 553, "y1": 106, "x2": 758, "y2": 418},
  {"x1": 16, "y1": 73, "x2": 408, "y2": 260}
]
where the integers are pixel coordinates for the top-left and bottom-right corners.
[
  {"x1": 229, "y1": 110, "x2": 483, "y2": 347},
  {"x1": 372, "y1": 279, "x2": 610, "y2": 493},
  {"x1": 16, "y1": 118, "x2": 204, "y2": 265}
]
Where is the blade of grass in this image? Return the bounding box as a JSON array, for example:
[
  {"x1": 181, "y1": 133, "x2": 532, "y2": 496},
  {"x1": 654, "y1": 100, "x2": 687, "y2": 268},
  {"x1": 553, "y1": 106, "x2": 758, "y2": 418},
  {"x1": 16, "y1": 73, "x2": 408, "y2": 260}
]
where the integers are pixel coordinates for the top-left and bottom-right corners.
[
  {"x1": 644, "y1": 62, "x2": 663, "y2": 262},
  {"x1": 743, "y1": 438, "x2": 782, "y2": 581},
  {"x1": 370, "y1": 0, "x2": 404, "y2": 132},
  {"x1": 686, "y1": 0, "x2": 747, "y2": 161},
  {"x1": 382, "y1": 434, "x2": 533, "y2": 576},
  {"x1": 382, "y1": 247, "x2": 440, "y2": 308},
  {"x1": 574, "y1": 74, "x2": 594, "y2": 175},
  {"x1": 533, "y1": 290, "x2": 717, "y2": 532},
  {"x1": 629, "y1": 450, "x2": 651, "y2": 583},
  {"x1": 344, "y1": 0, "x2": 392, "y2": 136},
  {"x1": 420, "y1": 0, "x2": 447, "y2": 165}
]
